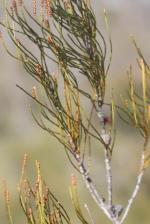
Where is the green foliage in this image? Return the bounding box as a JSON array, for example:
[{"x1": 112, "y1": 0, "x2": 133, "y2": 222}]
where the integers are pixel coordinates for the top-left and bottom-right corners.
[{"x1": 0, "y1": 0, "x2": 114, "y2": 163}]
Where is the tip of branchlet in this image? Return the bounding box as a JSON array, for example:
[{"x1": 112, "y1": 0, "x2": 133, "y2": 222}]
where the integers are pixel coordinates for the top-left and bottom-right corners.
[
  {"x1": 22, "y1": 152, "x2": 28, "y2": 165},
  {"x1": 31, "y1": 86, "x2": 37, "y2": 99},
  {"x1": 3, "y1": 180, "x2": 10, "y2": 203},
  {"x1": 104, "y1": 8, "x2": 108, "y2": 17},
  {"x1": 71, "y1": 174, "x2": 77, "y2": 186}
]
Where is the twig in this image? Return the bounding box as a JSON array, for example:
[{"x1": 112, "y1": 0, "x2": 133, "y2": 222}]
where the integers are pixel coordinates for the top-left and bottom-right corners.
[
  {"x1": 75, "y1": 154, "x2": 120, "y2": 224},
  {"x1": 120, "y1": 142, "x2": 147, "y2": 224},
  {"x1": 104, "y1": 149, "x2": 113, "y2": 208},
  {"x1": 84, "y1": 203, "x2": 95, "y2": 224},
  {"x1": 97, "y1": 104, "x2": 113, "y2": 209},
  {"x1": 121, "y1": 169, "x2": 144, "y2": 223}
]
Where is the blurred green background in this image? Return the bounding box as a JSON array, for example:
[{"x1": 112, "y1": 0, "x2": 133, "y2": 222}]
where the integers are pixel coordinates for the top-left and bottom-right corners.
[{"x1": 0, "y1": 0, "x2": 150, "y2": 223}]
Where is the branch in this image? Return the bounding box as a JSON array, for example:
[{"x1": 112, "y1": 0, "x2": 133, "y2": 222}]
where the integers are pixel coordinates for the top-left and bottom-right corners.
[
  {"x1": 120, "y1": 139, "x2": 148, "y2": 224},
  {"x1": 74, "y1": 154, "x2": 120, "y2": 224},
  {"x1": 97, "y1": 103, "x2": 113, "y2": 208},
  {"x1": 104, "y1": 150, "x2": 113, "y2": 208}
]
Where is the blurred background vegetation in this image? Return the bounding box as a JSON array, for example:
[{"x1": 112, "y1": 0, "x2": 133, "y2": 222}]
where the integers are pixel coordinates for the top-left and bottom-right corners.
[{"x1": 0, "y1": 0, "x2": 150, "y2": 223}]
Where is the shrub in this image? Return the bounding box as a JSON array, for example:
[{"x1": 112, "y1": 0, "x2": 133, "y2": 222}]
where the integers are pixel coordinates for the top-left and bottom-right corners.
[{"x1": 0, "y1": 1, "x2": 150, "y2": 224}]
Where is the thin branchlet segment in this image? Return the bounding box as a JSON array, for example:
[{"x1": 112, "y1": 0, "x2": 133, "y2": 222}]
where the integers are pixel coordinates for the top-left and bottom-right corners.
[
  {"x1": 104, "y1": 150, "x2": 113, "y2": 208},
  {"x1": 120, "y1": 138, "x2": 148, "y2": 224}
]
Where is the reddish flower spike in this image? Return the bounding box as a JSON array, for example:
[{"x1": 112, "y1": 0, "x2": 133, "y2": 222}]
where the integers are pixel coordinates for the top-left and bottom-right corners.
[
  {"x1": 18, "y1": 0, "x2": 23, "y2": 6},
  {"x1": 71, "y1": 174, "x2": 77, "y2": 186},
  {"x1": 32, "y1": 0, "x2": 37, "y2": 16},
  {"x1": 12, "y1": 0, "x2": 17, "y2": 9},
  {"x1": 44, "y1": 0, "x2": 52, "y2": 18}
]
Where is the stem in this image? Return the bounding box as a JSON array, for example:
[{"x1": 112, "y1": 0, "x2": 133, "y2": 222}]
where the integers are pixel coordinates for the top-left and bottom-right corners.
[
  {"x1": 78, "y1": 159, "x2": 110, "y2": 218},
  {"x1": 97, "y1": 105, "x2": 113, "y2": 208},
  {"x1": 75, "y1": 154, "x2": 120, "y2": 224},
  {"x1": 84, "y1": 203, "x2": 95, "y2": 224},
  {"x1": 120, "y1": 150, "x2": 146, "y2": 224},
  {"x1": 104, "y1": 150, "x2": 113, "y2": 207}
]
